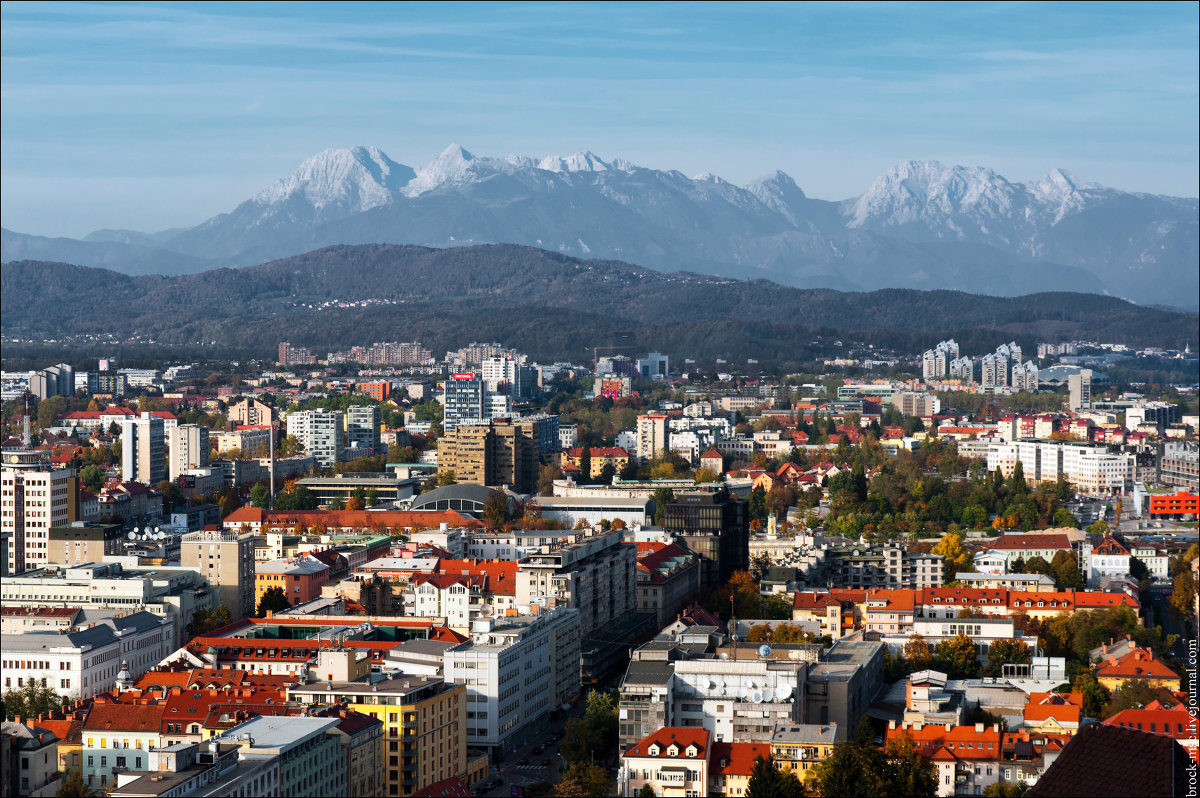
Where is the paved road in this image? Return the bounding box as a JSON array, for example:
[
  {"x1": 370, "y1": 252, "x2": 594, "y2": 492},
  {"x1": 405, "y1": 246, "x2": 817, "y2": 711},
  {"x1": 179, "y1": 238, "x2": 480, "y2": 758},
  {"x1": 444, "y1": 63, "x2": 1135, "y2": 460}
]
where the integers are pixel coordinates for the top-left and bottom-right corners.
[{"x1": 471, "y1": 701, "x2": 589, "y2": 797}]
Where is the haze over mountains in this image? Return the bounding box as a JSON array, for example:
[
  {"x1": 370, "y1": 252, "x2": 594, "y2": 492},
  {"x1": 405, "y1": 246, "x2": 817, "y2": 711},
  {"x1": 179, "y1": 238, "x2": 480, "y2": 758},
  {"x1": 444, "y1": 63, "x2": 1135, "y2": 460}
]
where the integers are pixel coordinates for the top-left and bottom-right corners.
[{"x1": 3, "y1": 145, "x2": 1196, "y2": 307}]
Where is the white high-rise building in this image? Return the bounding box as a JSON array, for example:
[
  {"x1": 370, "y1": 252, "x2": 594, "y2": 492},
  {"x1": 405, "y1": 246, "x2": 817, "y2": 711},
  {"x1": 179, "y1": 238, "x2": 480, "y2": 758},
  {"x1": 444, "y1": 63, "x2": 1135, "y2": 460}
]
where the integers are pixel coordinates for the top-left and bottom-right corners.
[
  {"x1": 636, "y1": 413, "x2": 669, "y2": 463},
  {"x1": 286, "y1": 409, "x2": 344, "y2": 467},
  {"x1": 922, "y1": 350, "x2": 937, "y2": 382},
  {"x1": 1068, "y1": 370, "x2": 1093, "y2": 411},
  {"x1": 949, "y1": 356, "x2": 974, "y2": 382},
  {"x1": 169, "y1": 424, "x2": 210, "y2": 480},
  {"x1": 1011, "y1": 361, "x2": 1039, "y2": 392},
  {"x1": 1, "y1": 463, "x2": 72, "y2": 574},
  {"x1": 121, "y1": 412, "x2": 165, "y2": 485}
]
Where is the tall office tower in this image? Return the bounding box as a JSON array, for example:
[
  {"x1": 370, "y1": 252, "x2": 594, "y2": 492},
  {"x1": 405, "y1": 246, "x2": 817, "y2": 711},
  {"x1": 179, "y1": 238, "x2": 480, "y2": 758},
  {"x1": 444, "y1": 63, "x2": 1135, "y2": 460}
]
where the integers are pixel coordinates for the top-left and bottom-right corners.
[{"x1": 121, "y1": 412, "x2": 166, "y2": 485}]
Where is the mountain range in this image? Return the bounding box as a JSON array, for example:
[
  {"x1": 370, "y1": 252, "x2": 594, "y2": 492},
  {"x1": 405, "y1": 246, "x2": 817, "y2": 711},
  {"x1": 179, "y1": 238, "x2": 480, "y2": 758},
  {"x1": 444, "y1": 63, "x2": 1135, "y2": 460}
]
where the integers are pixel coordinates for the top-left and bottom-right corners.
[
  {"x1": 3, "y1": 245, "x2": 1195, "y2": 366},
  {"x1": 3, "y1": 145, "x2": 1197, "y2": 307}
]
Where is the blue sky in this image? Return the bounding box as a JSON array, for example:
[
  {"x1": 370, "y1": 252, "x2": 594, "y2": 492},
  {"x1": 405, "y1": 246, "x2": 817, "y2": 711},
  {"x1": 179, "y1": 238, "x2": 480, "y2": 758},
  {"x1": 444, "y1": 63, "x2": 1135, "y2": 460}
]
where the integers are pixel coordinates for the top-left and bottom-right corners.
[{"x1": 2, "y1": 1, "x2": 1197, "y2": 237}]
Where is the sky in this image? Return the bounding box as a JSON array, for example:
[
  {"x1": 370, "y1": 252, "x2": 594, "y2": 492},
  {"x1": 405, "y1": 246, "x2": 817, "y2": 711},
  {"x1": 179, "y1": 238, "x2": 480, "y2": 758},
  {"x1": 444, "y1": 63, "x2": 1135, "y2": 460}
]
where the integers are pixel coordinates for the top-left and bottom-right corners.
[{"x1": 2, "y1": 1, "x2": 1197, "y2": 237}]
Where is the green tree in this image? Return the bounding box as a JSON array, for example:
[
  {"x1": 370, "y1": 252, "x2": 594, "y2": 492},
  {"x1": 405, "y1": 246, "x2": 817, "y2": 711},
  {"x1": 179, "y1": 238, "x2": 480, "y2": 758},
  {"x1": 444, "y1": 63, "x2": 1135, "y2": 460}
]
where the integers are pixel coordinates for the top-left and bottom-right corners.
[
  {"x1": 3, "y1": 679, "x2": 65, "y2": 721},
  {"x1": 883, "y1": 732, "x2": 937, "y2": 798},
  {"x1": 1071, "y1": 670, "x2": 1110, "y2": 718},
  {"x1": 187, "y1": 604, "x2": 233, "y2": 637},
  {"x1": 1052, "y1": 507, "x2": 1079, "y2": 528},
  {"x1": 249, "y1": 482, "x2": 270, "y2": 509},
  {"x1": 255, "y1": 586, "x2": 292, "y2": 617},
  {"x1": 79, "y1": 463, "x2": 106, "y2": 493},
  {"x1": 983, "y1": 781, "x2": 1029, "y2": 797},
  {"x1": 749, "y1": 485, "x2": 769, "y2": 521},
  {"x1": 811, "y1": 717, "x2": 935, "y2": 798},
  {"x1": 436, "y1": 469, "x2": 458, "y2": 487},
  {"x1": 560, "y1": 690, "x2": 618, "y2": 766},
  {"x1": 1050, "y1": 550, "x2": 1083, "y2": 590},
  {"x1": 933, "y1": 634, "x2": 980, "y2": 679},
  {"x1": 553, "y1": 762, "x2": 612, "y2": 797},
  {"x1": 578, "y1": 446, "x2": 593, "y2": 483},
  {"x1": 745, "y1": 755, "x2": 805, "y2": 798},
  {"x1": 277, "y1": 434, "x2": 303, "y2": 457},
  {"x1": 984, "y1": 639, "x2": 1032, "y2": 678},
  {"x1": 1105, "y1": 679, "x2": 1170, "y2": 717},
  {"x1": 157, "y1": 479, "x2": 182, "y2": 515},
  {"x1": 637, "y1": 784, "x2": 656, "y2": 798}
]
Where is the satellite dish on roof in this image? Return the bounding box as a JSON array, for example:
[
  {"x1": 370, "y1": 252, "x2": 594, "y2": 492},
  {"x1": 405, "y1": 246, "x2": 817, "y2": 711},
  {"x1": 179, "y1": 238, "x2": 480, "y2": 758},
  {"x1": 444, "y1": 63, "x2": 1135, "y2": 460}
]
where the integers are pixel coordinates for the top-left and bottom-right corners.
[
  {"x1": 127, "y1": 532, "x2": 136, "y2": 540},
  {"x1": 158, "y1": 531, "x2": 166, "y2": 539},
  {"x1": 737, "y1": 687, "x2": 748, "y2": 699},
  {"x1": 132, "y1": 527, "x2": 141, "y2": 535},
  {"x1": 758, "y1": 644, "x2": 772, "y2": 658},
  {"x1": 751, "y1": 690, "x2": 763, "y2": 703},
  {"x1": 775, "y1": 684, "x2": 792, "y2": 701}
]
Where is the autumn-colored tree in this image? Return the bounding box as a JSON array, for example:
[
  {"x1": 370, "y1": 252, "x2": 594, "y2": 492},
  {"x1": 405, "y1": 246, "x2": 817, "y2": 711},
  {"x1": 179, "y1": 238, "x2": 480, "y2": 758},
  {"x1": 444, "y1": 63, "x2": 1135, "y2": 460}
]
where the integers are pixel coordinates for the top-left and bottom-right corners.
[
  {"x1": 436, "y1": 469, "x2": 457, "y2": 487},
  {"x1": 345, "y1": 496, "x2": 365, "y2": 511},
  {"x1": 904, "y1": 634, "x2": 934, "y2": 671},
  {"x1": 931, "y1": 532, "x2": 969, "y2": 579},
  {"x1": 933, "y1": 634, "x2": 979, "y2": 679},
  {"x1": 747, "y1": 623, "x2": 773, "y2": 643}
]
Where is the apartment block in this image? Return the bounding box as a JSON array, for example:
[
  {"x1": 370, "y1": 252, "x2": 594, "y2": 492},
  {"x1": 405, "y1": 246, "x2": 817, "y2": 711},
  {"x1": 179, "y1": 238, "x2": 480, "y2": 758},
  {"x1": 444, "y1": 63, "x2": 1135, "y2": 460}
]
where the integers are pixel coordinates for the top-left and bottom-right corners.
[
  {"x1": 436, "y1": 420, "x2": 537, "y2": 494},
  {"x1": 2, "y1": 463, "x2": 73, "y2": 575},
  {"x1": 169, "y1": 424, "x2": 210, "y2": 481},
  {"x1": 181, "y1": 529, "x2": 257, "y2": 621},
  {"x1": 286, "y1": 409, "x2": 344, "y2": 468},
  {"x1": 121, "y1": 412, "x2": 166, "y2": 485}
]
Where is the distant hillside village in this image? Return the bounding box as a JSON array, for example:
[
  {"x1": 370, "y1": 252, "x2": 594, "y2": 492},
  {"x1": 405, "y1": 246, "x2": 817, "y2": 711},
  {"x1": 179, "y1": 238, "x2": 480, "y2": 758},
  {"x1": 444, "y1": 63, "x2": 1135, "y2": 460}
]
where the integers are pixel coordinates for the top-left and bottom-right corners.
[{"x1": 1, "y1": 335, "x2": 1196, "y2": 798}]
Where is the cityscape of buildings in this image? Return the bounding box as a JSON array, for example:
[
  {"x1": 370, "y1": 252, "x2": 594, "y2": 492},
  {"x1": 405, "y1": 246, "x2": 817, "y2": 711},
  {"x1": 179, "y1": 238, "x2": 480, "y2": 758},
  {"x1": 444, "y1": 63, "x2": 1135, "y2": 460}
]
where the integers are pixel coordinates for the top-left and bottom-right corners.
[{"x1": 0, "y1": 334, "x2": 1196, "y2": 797}]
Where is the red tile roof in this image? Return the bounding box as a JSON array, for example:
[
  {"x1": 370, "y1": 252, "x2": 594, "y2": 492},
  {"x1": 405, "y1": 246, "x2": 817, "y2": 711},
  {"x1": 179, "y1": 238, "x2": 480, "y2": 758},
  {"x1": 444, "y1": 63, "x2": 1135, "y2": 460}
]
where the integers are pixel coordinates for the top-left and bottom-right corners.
[
  {"x1": 710, "y1": 741, "x2": 772, "y2": 776},
  {"x1": 793, "y1": 592, "x2": 839, "y2": 611},
  {"x1": 1023, "y1": 693, "x2": 1083, "y2": 725},
  {"x1": 1096, "y1": 648, "x2": 1179, "y2": 682},
  {"x1": 83, "y1": 701, "x2": 165, "y2": 732},
  {"x1": 990, "y1": 534, "x2": 1072, "y2": 550},
  {"x1": 886, "y1": 723, "x2": 1003, "y2": 762},
  {"x1": 435, "y1": 560, "x2": 519, "y2": 596},
  {"x1": 625, "y1": 727, "x2": 711, "y2": 759}
]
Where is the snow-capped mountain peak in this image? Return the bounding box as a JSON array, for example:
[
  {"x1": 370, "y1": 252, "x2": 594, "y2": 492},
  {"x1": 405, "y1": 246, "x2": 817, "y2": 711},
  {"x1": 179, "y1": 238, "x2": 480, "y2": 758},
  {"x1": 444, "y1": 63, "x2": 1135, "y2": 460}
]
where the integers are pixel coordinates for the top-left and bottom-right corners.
[
  {"x1": 253, "y1": 145, "x2": 415, "y2": 212},
  {"x1": 849, "y1": 160, "x2": 1019, "y2": 230},
  {"x1": 404, "y1": 143, "x2": 485, "y2": 195},
  {"x1": 538, "y1": 151, "x2": 609, "y2": 173}
]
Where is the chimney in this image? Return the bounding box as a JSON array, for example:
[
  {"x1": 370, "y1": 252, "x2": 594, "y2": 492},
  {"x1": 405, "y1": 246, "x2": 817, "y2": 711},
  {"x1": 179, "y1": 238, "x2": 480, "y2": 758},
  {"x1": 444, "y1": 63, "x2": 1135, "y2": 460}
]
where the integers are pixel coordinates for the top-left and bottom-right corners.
[
  {"x1": 993, "y1": 723, "x2": 1000, "y2": 732},
  {"x1": 975, "y1": 722, "x2": 985, "y2": 732},
  {"x1": 888, "y1": 720, "x2": 897, "y2": 730}
]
